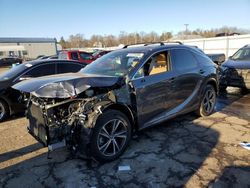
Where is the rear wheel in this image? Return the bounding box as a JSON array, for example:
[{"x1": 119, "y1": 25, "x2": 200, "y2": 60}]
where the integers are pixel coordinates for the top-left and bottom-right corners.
[
  {"x1": 197, "y1": 85, "x2": 216, "y2": 117},
  {"x1": 0, "y1": 99, "x2": 9, "y2": 122},
  {"x1": 90, "y1": 110, "x2": 131, "y2": 162}
]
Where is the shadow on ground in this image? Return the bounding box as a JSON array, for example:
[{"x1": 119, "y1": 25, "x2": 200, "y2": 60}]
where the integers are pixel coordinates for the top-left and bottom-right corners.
[
  {"x1": 208, "y1": 166, "x2": 250, "y2": 187},
  {"x1": 0, "y1": 114, "x2": 219, "y2": 187}
]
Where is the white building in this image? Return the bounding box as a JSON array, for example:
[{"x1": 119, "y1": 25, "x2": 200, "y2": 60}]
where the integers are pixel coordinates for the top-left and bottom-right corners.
[{"x1": 0, "y1": 37, "x2": 58, "y2": 59}]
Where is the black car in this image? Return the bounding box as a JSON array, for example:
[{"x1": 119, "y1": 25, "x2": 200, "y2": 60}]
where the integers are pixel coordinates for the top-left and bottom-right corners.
[
  {"x1": 206, "y1": 53, "x2": 225, "y2": 65},
  {"x1": 0, "y1": 56, "x2": 23, "y2": 67},
  {"x1": 220, "y1": 44, "x2": 250, "y2": 91},
  {"x1": 13, "y1": 42, "x2": 218, "y2": 162},
  {"x1": 0, "y1": 59, "x2": 86, "y2": 121}
]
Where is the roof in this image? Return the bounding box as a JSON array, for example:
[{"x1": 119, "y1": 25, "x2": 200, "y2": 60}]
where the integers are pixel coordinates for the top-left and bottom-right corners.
[
  {"x1": 0, "y1": 37, "x2": 57, "y2": 43},
  {"x1": 115, "y1": 43, "x2": 194, "y2": 54}
]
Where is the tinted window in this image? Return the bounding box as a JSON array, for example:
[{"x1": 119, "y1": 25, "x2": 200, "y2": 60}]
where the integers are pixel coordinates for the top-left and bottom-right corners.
[
  {"x1": 79, "y1": 52, "x2": 92, "y2": 60},
  {"x1": 171, "y1": 49, "x2": 198, "y2": 72},
  {"x1": 57, "y1": 62, "x2": 84, "y2": 73},
  {"x1": 194, "y1": 52, "x2": 213, "y2": 66},
  {"x1": 71, "y1": 52, "x2": 79, "y2": 60},
  {"x1": 23, "y1": 63, "x2": 56, "y2": 77}
]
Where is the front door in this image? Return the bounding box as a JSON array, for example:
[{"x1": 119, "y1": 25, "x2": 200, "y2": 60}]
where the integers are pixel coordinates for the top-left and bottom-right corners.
[{"x1": 131, "y1": 51, "x2": 176, "y2": 129}]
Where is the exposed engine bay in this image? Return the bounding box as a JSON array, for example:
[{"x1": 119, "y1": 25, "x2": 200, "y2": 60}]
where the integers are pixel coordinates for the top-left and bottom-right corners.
[{"x1": 27, "y1": 88, "x2": 121, "y2": 149}]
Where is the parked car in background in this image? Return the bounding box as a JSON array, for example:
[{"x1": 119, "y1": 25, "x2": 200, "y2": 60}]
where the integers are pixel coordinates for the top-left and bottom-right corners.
[
  {"x1": 0, "y1": 56, "x2": 23, "y2": 67},
  {"x1": 58, "y1": 50, "x2": 93, "y2": 64},
  {"x1": 13, "y1": 42, "x2": 218, "y2": 162},
  {"x1": 36, "y1": 55, "x2": 58, "y2": 60},
  {"x1": 220, "y1": 45, "x2": 250, "y2": 91},
  {"x1": 91, "y1": 50, "x2": 111, "y2": 60},
  {"x1": 206, "y1": 53, "x2": 225, "y2": 65},
  {"x1": 0, "y1": 59, "x2": 86, "y2": 121}
]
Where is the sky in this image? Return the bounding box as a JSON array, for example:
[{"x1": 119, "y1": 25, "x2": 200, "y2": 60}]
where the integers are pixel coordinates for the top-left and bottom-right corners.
[{"x1": 0, "y1": 0, "x2": 249, "y2": 40}]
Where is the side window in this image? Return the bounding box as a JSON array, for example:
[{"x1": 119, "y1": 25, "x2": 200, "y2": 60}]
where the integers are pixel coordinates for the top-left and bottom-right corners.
[
  {"x1": 134, "y1": 51, "x2": 170, "y2": 78},
  {"x1": 171, "y1": 49, "x2": 198, "y2": 72},
  {"x1": 71, "y1": 52, "x2": 79, "y2": 60},
  {"x1": 23, "y1": 64, "x2": 56, "y2": 77},
  {"x1": 57, "y1": 63, "x2": 84, "y2": 73},
  {"x1": 79, "y1": 52, "x2": 92, "y2": 60},
  {"x1": 193, "y1": 52, "x2": 213, "y2": 66}
]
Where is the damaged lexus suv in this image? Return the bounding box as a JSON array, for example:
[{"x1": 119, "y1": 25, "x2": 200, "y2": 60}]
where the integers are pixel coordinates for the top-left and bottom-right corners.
[{"x1": 13, "y1": 42, "x2": 218, "y2": 162}]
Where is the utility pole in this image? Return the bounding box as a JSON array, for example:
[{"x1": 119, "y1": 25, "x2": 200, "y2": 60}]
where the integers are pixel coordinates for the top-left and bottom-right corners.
[{"x1": 184, "y1": 24, "x2": 189, "y2": 34}]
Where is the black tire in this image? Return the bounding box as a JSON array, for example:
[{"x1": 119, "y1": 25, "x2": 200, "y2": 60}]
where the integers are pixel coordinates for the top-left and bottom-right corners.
[
  {"x1": 0, "y1": 99, "x2": 9, "y2": 122},
  {"x1": 197, "y1": 85, "x2": 216, "y2": 117},
  {"x1": 90, "y1": 110, "x2": 131, "y2": 162}
]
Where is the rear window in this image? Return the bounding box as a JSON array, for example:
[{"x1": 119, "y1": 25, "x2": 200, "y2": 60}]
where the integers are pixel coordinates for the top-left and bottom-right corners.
[
  {"x1": 171, "y1": 49, "x2": 198, "y2": 72},
  {"x1": 71, "y1": 52, "x2": 79, "y2": 60},
  {"x1": 79, "y1": 52, "x2": 92, "y2": 60},
  {"x1": 193, "y1": 52, "x2": 214, "y2": 66}
]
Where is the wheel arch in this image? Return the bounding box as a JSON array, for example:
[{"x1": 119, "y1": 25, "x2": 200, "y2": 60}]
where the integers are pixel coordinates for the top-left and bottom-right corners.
[
  {"x1": 206, "y1": 77, "x2": 218, "y2": 94},
  {"x1": 102, "y1": 103, "x2": 136, "y2": 131}
]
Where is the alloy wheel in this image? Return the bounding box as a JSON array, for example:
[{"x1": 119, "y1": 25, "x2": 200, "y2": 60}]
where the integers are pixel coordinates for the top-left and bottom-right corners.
[
  {"x1": 0, "y1": 102, "x2": 5, "y2": 120},
  {"x1": 97, "y1": 119, "x2": 128, "y2": 157},
  {"x1": 202, "y1": 89, "x2": 216, "y2": 114}
]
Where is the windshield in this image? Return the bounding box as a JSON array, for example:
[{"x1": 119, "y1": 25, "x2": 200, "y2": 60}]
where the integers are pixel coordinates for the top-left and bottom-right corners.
[
  {"x1": 231, "y1": 48, "x2": 250, "y2": 60},
  {"x1": 0, "y1": 63, "x2": 29, "y2": 80},
  {"x1": 80, "y1": 50, "x2": 144, "y2": 76}
]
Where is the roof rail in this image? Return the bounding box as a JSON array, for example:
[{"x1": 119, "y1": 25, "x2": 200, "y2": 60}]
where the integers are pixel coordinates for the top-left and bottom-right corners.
[
  {"x1": 123, "y1": 41, "x2": 183, "y2": 48},
  {"x1": 123, "y1": 42, "x2": 165, "y2": 48},
  {"x1": 164, "y1": 41, "x2": 183, "y2": 45}
]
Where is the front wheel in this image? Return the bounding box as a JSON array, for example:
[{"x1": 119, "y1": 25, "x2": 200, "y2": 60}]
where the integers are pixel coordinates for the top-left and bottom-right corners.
[
  {"x1": 197, "y1": 85, "x2": 216, "y2": 117},
  {"x1": 0, "y1": 99, "x2": 9, "y2": 122},
  {"x1": 90, "y1": 110, "x2": 131, "y2": 162}
]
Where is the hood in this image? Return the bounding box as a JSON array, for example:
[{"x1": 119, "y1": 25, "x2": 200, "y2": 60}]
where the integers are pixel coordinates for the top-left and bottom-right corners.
[
  {"x1": 222, "y1": 59, "x2": 250, "y2": 69},
  {"x1": 12, "y1": 72, "x2": 122, "y2": 98}
]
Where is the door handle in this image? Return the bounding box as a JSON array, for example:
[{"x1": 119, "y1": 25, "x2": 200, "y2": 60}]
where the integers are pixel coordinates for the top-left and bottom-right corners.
[
  {"x1": 140, "y1": 78, "x2": 145, "y2": 83},
  {"x1": 199, "y1": 69, "x2": 205, "y2": 74},
  {"x1": 169, "y1": 77, "x2": 175, "y2": 83}
]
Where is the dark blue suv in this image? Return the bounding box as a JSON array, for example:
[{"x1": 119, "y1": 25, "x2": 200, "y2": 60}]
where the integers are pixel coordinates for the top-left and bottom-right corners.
[{"x1": 13, "y1": 42, "x2": 218, "y2": 162}]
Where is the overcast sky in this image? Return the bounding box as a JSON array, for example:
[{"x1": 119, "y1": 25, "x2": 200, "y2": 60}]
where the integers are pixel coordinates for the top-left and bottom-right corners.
[{"x1": 0, "y1": 0, "x2": 249, "y2": 40}]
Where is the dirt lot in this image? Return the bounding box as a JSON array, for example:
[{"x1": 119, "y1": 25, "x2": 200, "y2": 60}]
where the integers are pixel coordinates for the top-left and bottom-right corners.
[{"x1": 0, "y1": 87, "x2": 250, "y2": 187}]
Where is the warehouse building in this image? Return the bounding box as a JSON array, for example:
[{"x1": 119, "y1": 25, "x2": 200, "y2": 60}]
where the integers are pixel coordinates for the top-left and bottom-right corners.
[{"x1": 0, "y1": 37, "x2": 58, "y2": 60}]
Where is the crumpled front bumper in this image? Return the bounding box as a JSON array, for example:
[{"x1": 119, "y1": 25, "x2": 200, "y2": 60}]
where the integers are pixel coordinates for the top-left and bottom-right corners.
[{"x1": 220, "y1": 68, "x2": 250, "y2": 89}]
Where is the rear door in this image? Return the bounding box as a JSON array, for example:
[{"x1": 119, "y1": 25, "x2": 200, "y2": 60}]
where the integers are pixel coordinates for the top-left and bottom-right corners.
[
  {"x1": 131, "y1": 50, "x2": 177, "y2": 128},
  {"x1": 170, "y1": 48, "x2": 202, "y2": 109}
]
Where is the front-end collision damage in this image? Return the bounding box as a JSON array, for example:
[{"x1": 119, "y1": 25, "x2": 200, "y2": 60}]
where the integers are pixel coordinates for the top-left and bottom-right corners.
[{"x1": 15, "y1": 74, "x2": 133, "y2": 156}]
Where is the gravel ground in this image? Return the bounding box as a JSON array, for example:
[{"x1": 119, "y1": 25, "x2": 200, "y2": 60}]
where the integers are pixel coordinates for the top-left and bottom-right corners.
[{"x1": 0, "y1": 87, "x2": 250, "y2": 188}]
